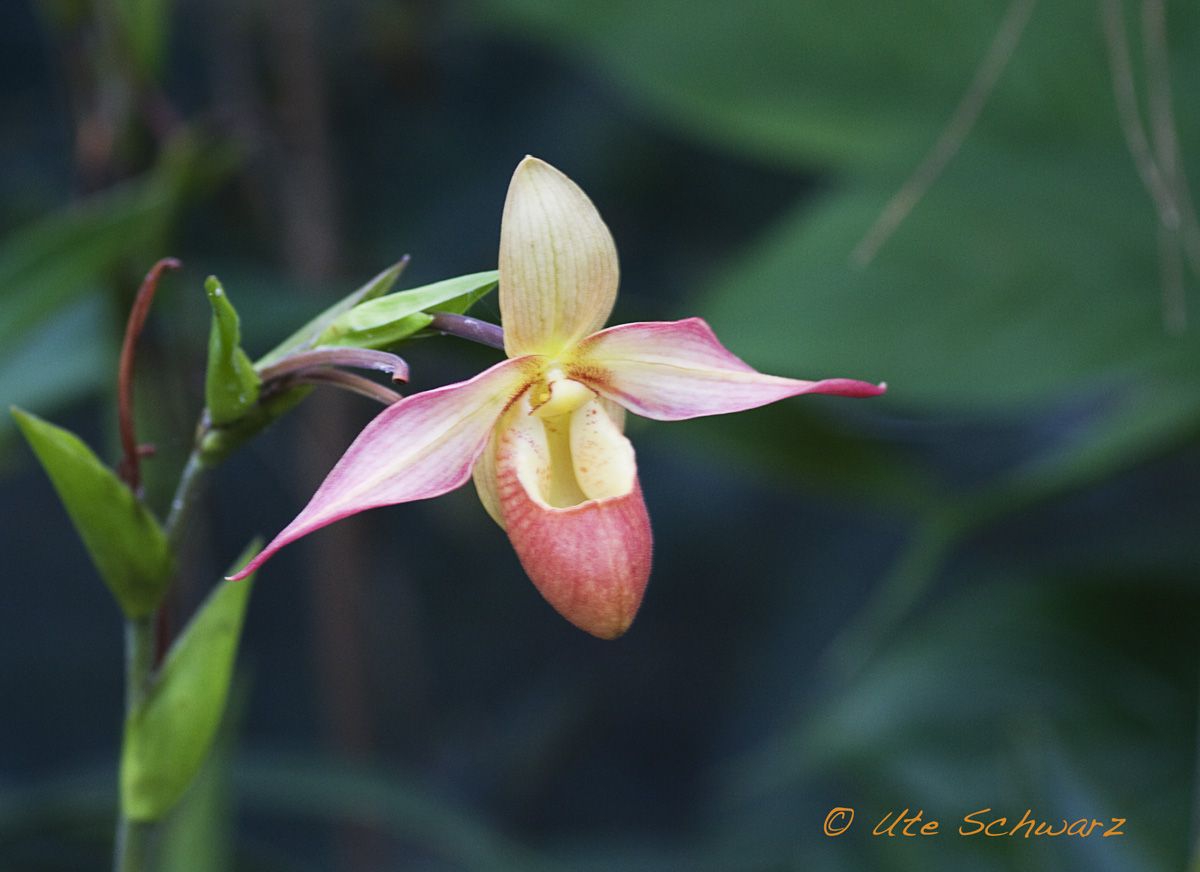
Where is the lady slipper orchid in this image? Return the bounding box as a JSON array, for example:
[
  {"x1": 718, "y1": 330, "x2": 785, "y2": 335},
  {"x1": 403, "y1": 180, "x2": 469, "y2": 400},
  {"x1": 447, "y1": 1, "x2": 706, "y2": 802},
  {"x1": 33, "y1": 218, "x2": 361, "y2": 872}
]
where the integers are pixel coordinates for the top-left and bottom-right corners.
[{"x1": 231, "y1": 156, "x2": 885, "y2": 639}]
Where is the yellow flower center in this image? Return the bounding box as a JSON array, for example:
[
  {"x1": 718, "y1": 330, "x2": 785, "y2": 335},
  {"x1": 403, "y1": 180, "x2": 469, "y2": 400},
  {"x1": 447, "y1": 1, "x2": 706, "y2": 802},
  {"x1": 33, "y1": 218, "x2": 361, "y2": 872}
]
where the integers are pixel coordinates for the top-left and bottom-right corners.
[{"x1": 529, "y1": 366, "x2": 595, "y2": 419}]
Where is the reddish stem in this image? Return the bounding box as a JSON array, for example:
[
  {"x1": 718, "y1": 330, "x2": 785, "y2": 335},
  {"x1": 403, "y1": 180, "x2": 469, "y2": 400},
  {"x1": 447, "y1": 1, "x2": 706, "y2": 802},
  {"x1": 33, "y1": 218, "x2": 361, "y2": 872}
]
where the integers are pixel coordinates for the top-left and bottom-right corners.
[
  {"x1": 117, "y1": 258, "x2": 181, "y2": 493},
  {"x1": 155, "y1": 601, "x2": 173, "y2": 665}
]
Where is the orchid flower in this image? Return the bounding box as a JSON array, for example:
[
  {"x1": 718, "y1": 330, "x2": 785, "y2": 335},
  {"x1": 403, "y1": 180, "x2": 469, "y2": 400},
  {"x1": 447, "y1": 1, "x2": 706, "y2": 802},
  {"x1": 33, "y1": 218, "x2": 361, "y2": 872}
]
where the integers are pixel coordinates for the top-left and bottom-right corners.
[{"x1": 231, "y1": 157, "x2": 885, "y2": 638}]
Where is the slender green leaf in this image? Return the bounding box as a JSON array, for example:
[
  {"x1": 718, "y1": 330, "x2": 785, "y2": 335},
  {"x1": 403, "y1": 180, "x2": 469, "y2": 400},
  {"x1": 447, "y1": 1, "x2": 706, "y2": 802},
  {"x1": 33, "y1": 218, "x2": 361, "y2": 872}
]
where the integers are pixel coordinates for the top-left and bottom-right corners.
[
  {"x1": 315, "y1": 271, "x2": 498, "y2": 350},
  {"x1": 203, "y1": 277, "x2": 260, "y2": 426},
  {"x1": 319, "y1": 311, "x2": 435, "y2": 350},
  {"x1": 120, "y1": 542, "x2": 259, "y2": 822},
  {"x1": 255, "y1": 260, "x2": 408, "y2": 367},
  {"x1": 429, "y1": 277, "x2": 499, "y2": 316},
  {"x1": 10, "y1": 408, "x2": 172, "y2": 617}
]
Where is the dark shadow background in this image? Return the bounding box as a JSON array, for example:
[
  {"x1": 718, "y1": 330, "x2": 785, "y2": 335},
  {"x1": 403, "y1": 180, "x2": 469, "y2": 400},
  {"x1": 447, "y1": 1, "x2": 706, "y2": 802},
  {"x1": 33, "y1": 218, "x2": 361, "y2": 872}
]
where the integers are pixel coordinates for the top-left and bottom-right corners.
[{"x1": 2, "y1": 1, "x2": 1199, "y2": 870}]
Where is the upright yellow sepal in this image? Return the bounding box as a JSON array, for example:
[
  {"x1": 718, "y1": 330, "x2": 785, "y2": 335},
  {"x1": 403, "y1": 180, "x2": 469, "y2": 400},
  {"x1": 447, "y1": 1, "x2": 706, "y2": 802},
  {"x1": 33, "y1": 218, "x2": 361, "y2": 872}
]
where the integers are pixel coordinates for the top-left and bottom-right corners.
[{"x1": 499, "y1": 156, "x2": 619, "y2": 357}]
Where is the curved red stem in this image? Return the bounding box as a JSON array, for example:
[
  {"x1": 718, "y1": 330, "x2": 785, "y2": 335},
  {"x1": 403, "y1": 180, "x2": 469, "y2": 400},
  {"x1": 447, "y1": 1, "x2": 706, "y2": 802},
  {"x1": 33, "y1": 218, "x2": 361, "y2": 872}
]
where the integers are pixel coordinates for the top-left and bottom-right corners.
[{"x1": 117, "y1": 258, "x2": 181, "y2": 493}]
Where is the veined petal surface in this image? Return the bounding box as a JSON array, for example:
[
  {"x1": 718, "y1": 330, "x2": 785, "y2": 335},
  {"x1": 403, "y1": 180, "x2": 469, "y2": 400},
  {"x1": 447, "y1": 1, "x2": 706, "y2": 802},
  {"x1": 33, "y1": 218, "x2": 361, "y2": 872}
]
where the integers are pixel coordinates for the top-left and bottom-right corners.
[
  {"x1": 230, "y1": 356, "x2": 536, "y2": 580},
  {"x1": 571, "y1": 317, "x2": 886, "y2": 421},
  {"x1": 499, "y1": 156, "x2": 619, "y2": 357}
]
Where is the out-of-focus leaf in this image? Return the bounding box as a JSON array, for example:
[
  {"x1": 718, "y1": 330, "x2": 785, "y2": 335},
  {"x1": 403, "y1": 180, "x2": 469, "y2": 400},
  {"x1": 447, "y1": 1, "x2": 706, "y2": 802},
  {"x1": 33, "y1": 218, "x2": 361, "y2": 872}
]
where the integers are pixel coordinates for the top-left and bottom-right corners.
[
  {"x1": 729, "y1": 578, "x2": 1194, "y2": 871},
  {"x1": 0, "y1": 133, "x2": 231, "y2": 354},
  {"x1": 0, "y1": 297, "x2": 113, "y2": 465},
  {"x1": 255, "y1": 260, "x2": 408, "y2": 368},
  {"x1": 315, "y1": 270, "x2": 498, "y2": 350},
  {"x1": 120, "y1": 542, "x2": 258, "y2": 822},
  {"x1": 112, "y1": 0, "x2": 173, "y2": 79},
  {"x1": 966, "y1": 366, "x2": 1200, "y2": 524},
  {"x1": 674, "y1": 403, "x2": 933, "y2": 513},
  {"x1": 231, "y1": 753, "x2": 547, "y2": 872},
  {"x1": 0, "y1": 184, "x2": 165, "y2": 352},
  {"x1": 203, "y1": 276, "x2": 260, "y2": 426},
  {"x1": 10, "y1": 408, "x2": 172, "y2": 617},
  {"x1": 467, "y1": 1, "x2": 1161, "y2": 170},
  {"x1": 700, "y1": 148, "x2": 1200, "y2": 411}
]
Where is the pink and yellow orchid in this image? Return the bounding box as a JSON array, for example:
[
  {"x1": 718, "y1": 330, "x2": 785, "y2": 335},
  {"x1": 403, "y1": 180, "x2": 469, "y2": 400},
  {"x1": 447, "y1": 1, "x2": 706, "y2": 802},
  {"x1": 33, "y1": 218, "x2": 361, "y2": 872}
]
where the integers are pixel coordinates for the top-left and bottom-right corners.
[{"x1": 231, "y1": 157, "x2": 885, "y2": 638}]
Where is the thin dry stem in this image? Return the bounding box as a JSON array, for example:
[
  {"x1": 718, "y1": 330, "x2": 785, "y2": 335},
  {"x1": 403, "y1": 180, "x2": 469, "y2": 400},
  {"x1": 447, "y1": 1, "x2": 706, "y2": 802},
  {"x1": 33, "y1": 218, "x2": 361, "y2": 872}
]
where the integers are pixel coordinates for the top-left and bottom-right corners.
[
  {"x1": 1141, "y1": 0, "x2": 1196, "y2": 329},
  {"x1": 851, "y1": 0, "x2": 1037, "y2": 267},
  {"x1": 258, "y1": 347, "x2": 410, "y2": 384},
  {"x1": 1102, "y1": 0, "x2": 1179, "y2": 226},
  {"x1": 290, "y1": 369, "x2": 404, "y2": 405},
  {"x1": 116, "y1": 258, "x2": 181, "y2": 492},
  {"x1": 1103, "y1": 0, "x2": 1198, "y2": 333}
]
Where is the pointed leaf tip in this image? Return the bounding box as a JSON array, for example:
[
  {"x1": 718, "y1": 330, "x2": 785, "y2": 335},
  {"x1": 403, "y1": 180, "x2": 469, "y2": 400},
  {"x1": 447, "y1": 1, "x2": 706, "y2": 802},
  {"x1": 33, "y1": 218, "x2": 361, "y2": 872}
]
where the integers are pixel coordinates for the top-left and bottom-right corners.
[
  {"x1": 12, "y1": 407, "x2": 172, "y2": 617},
  {"x1": 255, "y1": 259, "x2": 410, "y2": 368},
  {"x1": 204, "y1": 276, "x2": 261, "y2": 426},
  {"x1": 315, "y1": 271, "x2": 499, "y2": 350}
]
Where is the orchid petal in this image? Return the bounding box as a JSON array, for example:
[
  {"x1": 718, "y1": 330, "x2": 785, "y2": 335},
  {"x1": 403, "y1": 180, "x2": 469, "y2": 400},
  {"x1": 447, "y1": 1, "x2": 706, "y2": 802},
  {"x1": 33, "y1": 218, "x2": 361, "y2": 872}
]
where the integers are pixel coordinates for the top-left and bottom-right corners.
[
  {"x1": 229, "y1": 356, "x2": 536, "y2": 580},
  {"x1": 471, "y1": 424, "x2": 505, "y2": 528},
  {"x1": 499, "y1": 156, "x2": 619, "y2": 358},
  {"x1": 571, "y1": 317, "x2": 886, "y2": 421},
  {"x1": 494, "y1": 399, "x2": 651, "y2": 639}
]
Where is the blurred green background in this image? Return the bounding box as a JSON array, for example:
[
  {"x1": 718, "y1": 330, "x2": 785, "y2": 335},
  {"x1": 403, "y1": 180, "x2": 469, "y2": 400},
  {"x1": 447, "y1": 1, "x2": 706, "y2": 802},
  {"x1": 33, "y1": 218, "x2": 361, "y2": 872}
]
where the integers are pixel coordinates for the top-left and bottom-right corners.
[{"x1": 3, "y1": 0, "x2": 1199, "y2": 869}]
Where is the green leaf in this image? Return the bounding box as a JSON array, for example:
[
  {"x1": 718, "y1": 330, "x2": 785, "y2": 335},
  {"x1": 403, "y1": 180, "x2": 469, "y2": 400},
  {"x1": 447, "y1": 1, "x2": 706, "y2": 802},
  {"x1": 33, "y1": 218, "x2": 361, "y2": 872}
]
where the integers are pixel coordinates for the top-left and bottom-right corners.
[
  {"x1": 112, "y1": 0, "x2": 173, "y2": 79},
  {"x1": 315, "y1": 270, "x2": 498, "y2": 350},
  {"x1": 699, "y1": 146, "x2": 1200, "y2": 412},
  {"x1": 468, "y1": 1, "x2": 1185, "y2": 171},
  {"x1": 0, "y1": 132, "x2": 232, "y2": 358},
  {"x1": 0, "y1": 184, "x2": 166, "y2": 353},
  {"x1": 255, "y1": 260, "x2": 408, "y2": 367},
  {"x1": 429, "y1": 276, "x2": 499, "y2": 316},
  {"x1": 203, "y1": 276, "x2": 261, "y2": 426},
  {"x1": 320, "y1": 311, "x2": 435, "y2": 351},
  {"x1": 231, "y1": 754, "x2": 546, "y2": 872},
  {"x1": 157, "y1": 683, "x2": 245, "y2": 872},
  {"x1": 10, "y1": 408, "x2": 173, "y2": 618},
  {"x1": 0, "y1": 297, "x2": 114, "y2": 469},
  {"x1": 120, "y1": 542, "x2": 259, "y2": 822}
]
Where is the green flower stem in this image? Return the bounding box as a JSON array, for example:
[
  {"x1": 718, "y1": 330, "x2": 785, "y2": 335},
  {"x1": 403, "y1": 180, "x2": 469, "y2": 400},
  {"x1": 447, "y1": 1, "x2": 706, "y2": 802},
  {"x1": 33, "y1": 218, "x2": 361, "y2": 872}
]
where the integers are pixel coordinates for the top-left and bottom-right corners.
[
  {"x1": 1189, "y1": 673, "x2": 1200, "y2": 872},
  {"x1": 114, "y1": 445, "x2": 211, "y2": 872},
  {"x1": 164, "y1": 449, "x2": 209, "y2": 551},
  {"x1": 114, "y1": 616, "x2": 156, "y2": 872}
]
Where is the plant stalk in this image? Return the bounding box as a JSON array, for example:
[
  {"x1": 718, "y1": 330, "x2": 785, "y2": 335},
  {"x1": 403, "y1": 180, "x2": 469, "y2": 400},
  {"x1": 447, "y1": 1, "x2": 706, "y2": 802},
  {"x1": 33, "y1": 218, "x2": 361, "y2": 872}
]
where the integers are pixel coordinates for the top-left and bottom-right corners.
[
  {"x1": 113, "y1": 616, "x2": 155, "y2": 872},
  {"x1": 113, "y1": 444, "x2": 211, "y2": 872}
]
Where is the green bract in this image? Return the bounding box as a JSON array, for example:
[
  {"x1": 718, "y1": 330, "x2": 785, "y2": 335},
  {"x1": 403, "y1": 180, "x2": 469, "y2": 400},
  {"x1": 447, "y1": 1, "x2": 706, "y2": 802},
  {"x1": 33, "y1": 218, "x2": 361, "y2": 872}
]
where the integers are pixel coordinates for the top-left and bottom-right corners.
[
  {"x1": 255, "y1": 260, "x2": 407, "y2": 367},
  {"x1": 204, "y1": 276, "x2": 261, "y2": 426},
  {"x1": 315, "y1": 270, "x2": 498, "y2": 350},
  {"x1": 11, "y1": 408, "x2": 173, "y2": 618},
  {"x1": 120, "y1": 542, "x2": 259, "y2": 821}
]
